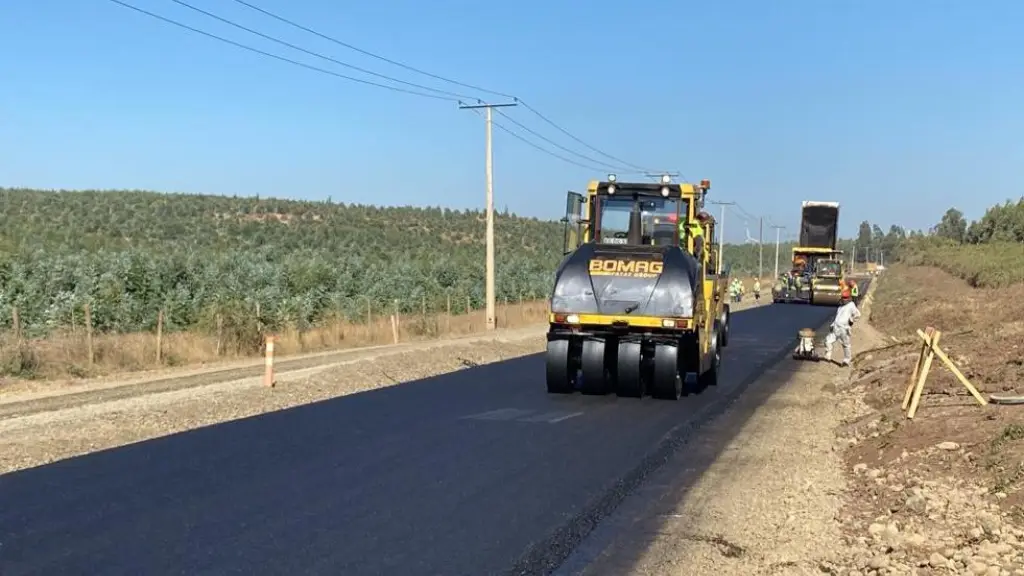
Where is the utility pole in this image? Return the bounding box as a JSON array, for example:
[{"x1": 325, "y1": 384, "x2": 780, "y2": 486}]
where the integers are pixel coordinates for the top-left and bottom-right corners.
[
  {"x1": 707, "y1": 200, "x2": 735, "y2": 275},
  {"x1": 771, "y1": 225, "x2": 785, "y2": 278},
  {"x1": 758, "y1": 216, "x2": 764, "y2": 279},
  {"x1": 459, "y1": 100, "x2": 518, "y2": 330}
]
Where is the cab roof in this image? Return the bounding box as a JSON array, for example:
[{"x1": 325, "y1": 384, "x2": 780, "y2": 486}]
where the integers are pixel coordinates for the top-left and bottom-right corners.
[{"x1": 588, "y1": 181, "x2": 700, "y2": 199}]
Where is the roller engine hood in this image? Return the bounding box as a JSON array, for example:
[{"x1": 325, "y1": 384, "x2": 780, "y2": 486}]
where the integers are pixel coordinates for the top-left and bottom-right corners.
[{"x1": 550, "y1": 243, "x2": 700, "y2": 318}]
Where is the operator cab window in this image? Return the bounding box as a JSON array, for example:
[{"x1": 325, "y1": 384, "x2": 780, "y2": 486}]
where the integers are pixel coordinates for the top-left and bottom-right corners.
[{"x1": 596, "y1": 195, "x2": 682, "y2": 246}]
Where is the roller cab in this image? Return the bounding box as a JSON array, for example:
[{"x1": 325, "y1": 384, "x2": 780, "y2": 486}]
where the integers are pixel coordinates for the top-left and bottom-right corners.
[
  {"x1": 546, "y1": 175, "x2": 724, "y2": 400},
  {"x1": 788, "y1": 201, "x2": 845, "y2": 306}
]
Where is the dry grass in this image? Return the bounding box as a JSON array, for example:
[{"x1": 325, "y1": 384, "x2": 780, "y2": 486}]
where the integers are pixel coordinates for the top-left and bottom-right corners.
[{"x1": 0, "y1": 300, "x2": 549, "y2": 381}]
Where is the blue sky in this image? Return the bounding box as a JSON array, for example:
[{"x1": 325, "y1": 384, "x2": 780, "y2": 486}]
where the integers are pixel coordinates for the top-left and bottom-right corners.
[{"x1": 2, "y1": 0, "x2": 1022, "y2": 242}]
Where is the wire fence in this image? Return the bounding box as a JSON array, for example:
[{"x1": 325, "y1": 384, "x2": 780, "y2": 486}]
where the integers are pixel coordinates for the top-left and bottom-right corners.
[{"x1": 0, "y1": 294, "x2": 550, "y2": 380}]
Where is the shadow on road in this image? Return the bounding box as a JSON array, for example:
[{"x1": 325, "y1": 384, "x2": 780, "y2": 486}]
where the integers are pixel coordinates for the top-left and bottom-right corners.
[{"x1": 0, "y1": 290, "x2": 864, "y2": 576}]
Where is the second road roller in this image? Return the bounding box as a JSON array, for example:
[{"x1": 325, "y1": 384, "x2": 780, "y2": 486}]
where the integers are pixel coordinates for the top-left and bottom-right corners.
[{"x1": 546, "y1": 174, "x2": 728, "y2": 400}]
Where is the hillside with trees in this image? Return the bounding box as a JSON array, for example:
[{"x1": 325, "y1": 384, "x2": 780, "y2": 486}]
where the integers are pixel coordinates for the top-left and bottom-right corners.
[
  {"x1": 896, "y1": 198, "x2": 1024, "y2": 288},
  {"x1": 0, "y1": 188, "x2": 563, "y2": 338},
  {"x1": 3, "y1": 187, "x2": 1018, "y2": 340}
]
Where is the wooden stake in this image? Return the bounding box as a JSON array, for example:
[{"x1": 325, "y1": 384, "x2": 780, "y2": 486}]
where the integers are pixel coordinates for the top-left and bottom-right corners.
[
  {"x1": 902, "y1": 326, "x2": 933, "y2": 410},
  {"x1": 216, "y1": 313, "x2": 224, "y2": 356},
  {"x1": 446, "y1": 294, "x2": 452, "y2": 334},
  {"x1": 84, "y1": 303, "x2": 94, "y2": 368},
  {"x1": 155, "y1": 309, "x2": 164, "y2": 364},
  {"x1": 390, "y1": 314, "x2": 399, "y2": 344},
  {"x1": 264, "y1": 335, "x2": 276, "y2": 387},
  {"x1": 11, "y1": 306, "x2": 21, "y2": 342},
  {"x1": 915, "y1": 328, "x2": 988, "y2": 407},
  {"x1": 907, "y1": 331, "x2": 941, "y2": 419}
]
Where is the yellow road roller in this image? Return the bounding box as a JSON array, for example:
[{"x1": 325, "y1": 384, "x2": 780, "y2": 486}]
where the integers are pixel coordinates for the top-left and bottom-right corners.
[{"x1": 546, "y1": 174, "x2": 726, "y2": 400}]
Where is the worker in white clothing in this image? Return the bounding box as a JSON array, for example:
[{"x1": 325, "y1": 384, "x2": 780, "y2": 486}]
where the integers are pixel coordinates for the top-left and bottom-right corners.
[{"x1": 824, "y1": 287, "x2": 861, "y2": 366}]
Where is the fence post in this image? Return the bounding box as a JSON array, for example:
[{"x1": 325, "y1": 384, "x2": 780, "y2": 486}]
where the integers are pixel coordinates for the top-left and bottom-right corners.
[
  {"x1": 446, "y1": 294, "x2": 452, "y2": 334},
  {"x1": 11, "y1": 306, "x2": 21, "y2": 342},
  {"x1": 391, "y1": 299, "x2": 400, "y2": 344},
  {"x1": 264, "y1": 335, "x2": 276, "y2": 387},
  {"x1": 156, "y1": 310, "x2": 164, "y2": 365},
  {"x1": 84, "y1": 303, "x2": 94, "y2": 368},
  {"x1": 216, "y1": 313, "x2": 224, "y2": 356}
]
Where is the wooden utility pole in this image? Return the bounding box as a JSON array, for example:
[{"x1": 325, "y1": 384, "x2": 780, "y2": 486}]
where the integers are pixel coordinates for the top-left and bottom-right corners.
[
  {"x1": 758, "y1": 216, "x2": 764, "y2": 278},
  {"x1": 459, "y1": 100, "x2": 517, "y2": 331},
  {"x1": 707, "y1": 200, "x2": 735, "y2": 275},
  {"x1": 771, "y1": 224, "x2": 786, "y2": 278}
]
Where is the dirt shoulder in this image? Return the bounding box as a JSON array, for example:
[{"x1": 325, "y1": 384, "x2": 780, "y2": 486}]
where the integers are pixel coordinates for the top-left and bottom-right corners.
[
  {"x1": 571, "y1": 294, "x2": 875, "y2": 575},
  {"x1": 0, "y1": 297, "x2": 772, "y2": 476},
  {"x1": 831, "y1": 265, "x2": 1024, "y2": 575},
  {"x1": 0, "y1": 324, "x2": 547, "y2": 415},
  {"x1": 571, "y1": 270, "x2": 1023, "y2": 575}
]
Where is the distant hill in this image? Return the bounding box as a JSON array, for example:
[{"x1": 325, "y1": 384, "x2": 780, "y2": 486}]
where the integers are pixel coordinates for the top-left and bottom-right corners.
[
  {"x1": 0, "y1": 187, "x2": 917, "y2": 336},
  {"x1": 0, "y1": 188, "x2": 563, "y2": 335}
]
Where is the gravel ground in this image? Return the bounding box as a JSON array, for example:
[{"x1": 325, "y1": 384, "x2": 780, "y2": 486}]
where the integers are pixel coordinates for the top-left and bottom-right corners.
[
  {"x1": 602, "y1": 331, "x2": 861, "y2": 575},
  {"x1": 827, "y1": 267, "x2": 1024, "y2": 576},
  {"x1": 0, "y1": 334, "x2": 545, "y2": 474}
]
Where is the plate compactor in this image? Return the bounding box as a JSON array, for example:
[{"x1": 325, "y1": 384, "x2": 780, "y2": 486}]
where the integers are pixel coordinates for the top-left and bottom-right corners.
[{"x1": 792, "y1": 328, "x2": 820, "y2": 361}]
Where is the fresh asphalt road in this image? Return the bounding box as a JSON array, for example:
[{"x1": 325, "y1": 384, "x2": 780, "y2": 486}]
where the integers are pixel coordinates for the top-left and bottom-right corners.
[{"x1": 0, "y1": 302, "x2": 843, "y2": 576}]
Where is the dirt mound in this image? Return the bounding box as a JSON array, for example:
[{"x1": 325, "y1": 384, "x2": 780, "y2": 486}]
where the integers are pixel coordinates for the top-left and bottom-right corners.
[{"x1": 831, "y1": 265, "x2": 1024, "y2": 574}]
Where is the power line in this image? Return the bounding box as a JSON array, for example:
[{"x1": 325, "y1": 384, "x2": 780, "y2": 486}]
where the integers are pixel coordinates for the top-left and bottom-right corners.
[
  {"x1": 514, "y1": 101, "x2": 657, "y2": 174},
  {"x1": 166, "y1": 0, "x2": 478, "y2": 101},
  {"x1": 468, "y1": 109, "x2": 620, "y2": 173},
  {"x1": 229, "y1": 0, "x2": 517, "y2": 100},
  {"x1": 105, "y1": 0, "x2": 454, "y2": 101},
  {"x1": 493, "y1": 109, "x2": 634, "y2": 173},
  {"x1": 106, "y1": 0, "x2": 665, "y2": 174},
  {"x1": 227, "y1": 0, "x2": 659, "y2": 174}
]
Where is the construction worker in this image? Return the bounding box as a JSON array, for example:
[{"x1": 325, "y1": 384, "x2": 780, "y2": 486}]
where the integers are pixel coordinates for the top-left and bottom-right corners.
[
  {"x1": 686, "y1": 215, "x2": 705, "y2": 261},
  {"x1": 824, "y1": 287, "x2": 861, "y2": 366},
  {"x1": 773, "y1": 274, "x2": 786, "y2": 300},
  {"x1": 753, "y1": 277, "x2": 761, "y2": 301},
  {"x1": 850, "y1": 279, "x2": 859, "y2": 298}
]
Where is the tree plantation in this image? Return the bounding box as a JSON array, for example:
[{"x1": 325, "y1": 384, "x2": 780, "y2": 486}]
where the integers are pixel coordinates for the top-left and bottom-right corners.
[{"x1": 0, "y1": 188, "x2": 563, "y2": 337}]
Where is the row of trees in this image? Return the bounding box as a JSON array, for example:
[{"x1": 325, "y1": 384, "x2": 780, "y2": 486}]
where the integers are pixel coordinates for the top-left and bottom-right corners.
[
  {"x1": 931, "y1": 199, "x2": 1024, "y2": 244},
  {"x1": 3, "y1": 186, "x2": 1018, "y2": 336},
  {"x1": 0, "y1": 188, "x2": 562, "y2": 337}
]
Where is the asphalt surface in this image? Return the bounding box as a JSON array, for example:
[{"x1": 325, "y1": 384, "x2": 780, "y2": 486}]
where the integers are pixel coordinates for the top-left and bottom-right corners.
[{"x1": 0, "y1": 301, "x2": 845, "y2": 576}]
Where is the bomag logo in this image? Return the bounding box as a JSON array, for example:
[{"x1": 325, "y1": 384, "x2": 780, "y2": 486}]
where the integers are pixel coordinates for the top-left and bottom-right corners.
[{"x1": 589, "y1": 259, "x2": 663, "y2": 278}]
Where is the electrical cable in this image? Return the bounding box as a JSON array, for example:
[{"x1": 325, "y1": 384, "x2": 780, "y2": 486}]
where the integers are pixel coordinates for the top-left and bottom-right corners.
[
  {"x1": 492, "y1": 108, "x2": 631, "y2": 173},
  {"x1": 106, "y1": 0, "x2": 665, "y2": 174},
  {"x1": 228, "y1": 0, "x2": 518, "y2": 100},
  {"x1": 166, "y1": 0, "x2": 478, "y2": 101},
  {"x1": 227, "y1": 0, "x2": 660, "y2": 174},
  {"x1": 467, "y1": 109, "x2": 628, "y2": 173},
  {"x1": 106, "y1": 0, "x2": 455, "y2": 101}
]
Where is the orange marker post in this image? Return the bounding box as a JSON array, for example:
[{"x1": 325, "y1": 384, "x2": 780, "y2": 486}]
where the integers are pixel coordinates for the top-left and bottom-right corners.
[{"x1": 264, "y1": 335, "x2": 276, "y2": 388}]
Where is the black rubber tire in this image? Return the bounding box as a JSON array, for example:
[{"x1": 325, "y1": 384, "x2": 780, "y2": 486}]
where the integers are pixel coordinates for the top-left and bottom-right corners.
[
  {"x1": 699, "y1": 338, "x2": 721, "y2": 388},
  {"x1": 719, "y1": 306, "x2": 730, "y2": 348},
  {"x1": 615, "y1": 342, "x2": 644, "y2": 398},
  {"x1": 650, "y1": 344, "x2": 682, "y2": 400},
  {"x1": 545, "y1": 339, "x2": 576, "y2": 394},
  {"x1": 580, "y1": 339, "x2": 611, "y2": 395}
]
